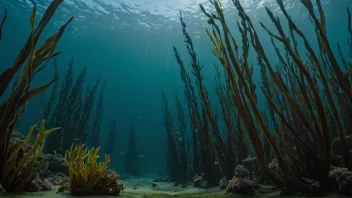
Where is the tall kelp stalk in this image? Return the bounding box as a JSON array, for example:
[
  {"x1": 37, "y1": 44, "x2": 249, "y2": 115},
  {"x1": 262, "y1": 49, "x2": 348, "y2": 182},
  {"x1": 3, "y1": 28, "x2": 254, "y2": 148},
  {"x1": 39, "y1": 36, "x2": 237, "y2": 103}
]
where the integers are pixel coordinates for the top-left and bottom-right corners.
[
  {"x1": 200, "y1": 0, "x2": 352, "y2": 194},
  {"x1": 175, "y1": 12, "x2": 220, "y2": 185},
  {"x1": 174, "y1": 91, "x2": 191, "y2": 180},
  {"x1": 44, "y1": 58, "x2": 80, "y2": 153},
  {"x1": 214, "y1": 65, "x2": 249, "y2": 180},
  {"x1": 105, "y1": 119, "x2": 117, "y2": 166},
  {"x1": 173, "y1": 47, "x2": 201, "y2": 174},
  {"x1": 91, "y1": 82, "x2": 106, "y2": 148},
  {"x1": 74, "y1": 76, "x2": 101, "y2": 146},
  {"x1": 123, "y1": 125, "x2": 141, "y2": 176},
  {"x1": 173, "y1": 11, "x2": 253, "y2": 184},
  {"x1": 0, "y1": 8, "x2": 7, "y2": 41},
  {"x1": 0, "y1": 0, "x2": 73, "y2": 189},
  {"x1": 41, "y1": 58, "x2": 59, "y2": 121},
  {"x1": 44, "y1": 59, "x2": 102, "y2": 154},
  {"x1": 336, "y1": 8, "x2": 352, "y2": 140},
  {"x1": 161, "y1": 91, "x2": 190, "y2": 182}
]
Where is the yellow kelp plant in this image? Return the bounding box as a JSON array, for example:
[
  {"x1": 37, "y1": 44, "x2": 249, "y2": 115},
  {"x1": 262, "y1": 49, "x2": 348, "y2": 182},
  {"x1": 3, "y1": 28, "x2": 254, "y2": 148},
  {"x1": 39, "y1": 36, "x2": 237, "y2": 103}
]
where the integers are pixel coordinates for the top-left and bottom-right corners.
[
  {"x1": 63, "y1": 144, "x2": 124, "y2": 195},
  {"x1": 0, "y1": 0, "x2": 73, "y2": 193},
  {"x1": 1, "y1": 120, "x2": 60, "y2": 192}
]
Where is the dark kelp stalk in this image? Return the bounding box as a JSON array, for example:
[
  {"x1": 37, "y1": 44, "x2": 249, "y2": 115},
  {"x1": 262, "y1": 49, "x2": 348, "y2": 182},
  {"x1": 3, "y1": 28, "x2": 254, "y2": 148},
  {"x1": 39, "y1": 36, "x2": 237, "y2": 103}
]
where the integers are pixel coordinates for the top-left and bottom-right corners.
[
  {"x1": 196, "y1": 0, "x2": 351, "y2": 195},
  {"x1": 163, "y1": 0, "x2": 352, "y2": 196},
  {"x1": 43, "y1": 58, "x2": 105, "y2": 154}
]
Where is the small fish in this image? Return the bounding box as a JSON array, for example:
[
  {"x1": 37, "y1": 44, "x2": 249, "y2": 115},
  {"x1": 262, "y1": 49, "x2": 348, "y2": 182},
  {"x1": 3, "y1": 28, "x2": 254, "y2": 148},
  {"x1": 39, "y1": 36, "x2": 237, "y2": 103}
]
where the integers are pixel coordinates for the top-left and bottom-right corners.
[
  {"x1": 74, "y1": 138, "x2": 80, "y2": 141},
  {"x1": 53, "y1": 150, "x2": 57, "y2": 155},
  {"x1": 120, "y1": 152, "x2": 126, "y2": 155},
  {"x1": 139, "y1": 116, "x2": 143, "y2": 120},
  {"x1": 176, "y1": 131, "x2": 180, "y2": 134},
  {"x1": 178, "y1": 137, "x2": 183, "y2": 142},
  {"x1": 138, "y1": 154, "x2": 146, "y2": 158}
]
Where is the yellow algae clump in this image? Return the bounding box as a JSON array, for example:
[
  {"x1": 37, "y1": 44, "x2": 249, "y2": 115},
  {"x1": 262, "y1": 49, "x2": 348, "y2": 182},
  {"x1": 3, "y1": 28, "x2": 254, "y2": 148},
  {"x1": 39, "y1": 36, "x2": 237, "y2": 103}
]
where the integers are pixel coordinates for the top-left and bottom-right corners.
[{"x1": 63, "y1": 144, "x2": 124, "y2": 195}]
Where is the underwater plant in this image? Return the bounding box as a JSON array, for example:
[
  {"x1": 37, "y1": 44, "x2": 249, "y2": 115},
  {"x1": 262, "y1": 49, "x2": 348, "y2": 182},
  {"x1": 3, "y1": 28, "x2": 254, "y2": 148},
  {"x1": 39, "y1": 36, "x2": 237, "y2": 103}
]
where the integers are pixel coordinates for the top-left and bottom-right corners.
[
  {"x1": 0, "y1": 7, "x2": 7, "y2": 41},
  {"x1": 172, "y1": 11, "x2": 251, "y2": 186},
  {"x1": 123, "y1": 125, "x2": 142, "y2": 176},
  {"x1": 198, "y1": 0, "x2": 352, "y2": 195},
  {"x1": 63, "y1": 144, "x2": 124, "y2": 195},
  {"x1": 174, "y1": 12, "x2": 220, "y2": 186},
  {"x1": 1, "y1": 120, "x2": 60, "y2": 192},
  {"x1": 105, "y1": 119, "x2": 117, "y2": 154},
  {"x1": 104, "y1": 119, "x2": 118, "y2": 167},
  {"x1": 161, "y1": 91, "x2": 191, "y2": 182},
  {"x1": 43, "y1": 58, "x2": 104, "y2": 154},
  {"x1": 91, "y1": 82, "x2": 106, "y2": 148},
  {"x1": 0, "y1": 0, "x2": 73, "y2": 192}
]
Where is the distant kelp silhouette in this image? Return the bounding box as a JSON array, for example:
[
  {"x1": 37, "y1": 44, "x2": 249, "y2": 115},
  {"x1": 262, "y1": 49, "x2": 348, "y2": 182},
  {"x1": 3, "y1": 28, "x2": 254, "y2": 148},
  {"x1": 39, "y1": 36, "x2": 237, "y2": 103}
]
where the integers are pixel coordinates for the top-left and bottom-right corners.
[
  {"x1": 0, "y1": 0, "x2": 73, "y2": 192},
  {"x1": 122, "y1": 125, "x2": 142, "y2": 176},
  {"x1": 41, "y1": 58, "x2": 105, "y2": 155},
  {"x1": 161, "y1": 91, "x2": 191, "y2": 182}
]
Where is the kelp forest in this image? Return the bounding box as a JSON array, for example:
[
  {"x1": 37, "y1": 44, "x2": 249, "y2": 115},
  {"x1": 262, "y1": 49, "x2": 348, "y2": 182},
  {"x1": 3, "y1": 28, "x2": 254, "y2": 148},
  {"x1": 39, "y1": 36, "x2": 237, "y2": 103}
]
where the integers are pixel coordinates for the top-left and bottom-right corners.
[
  {"x1": 1, "y1": 0, "x2": 352, "y2": 197},
  {"x1": 162, "y1": 0, "x2": 352, "y2": 196}
]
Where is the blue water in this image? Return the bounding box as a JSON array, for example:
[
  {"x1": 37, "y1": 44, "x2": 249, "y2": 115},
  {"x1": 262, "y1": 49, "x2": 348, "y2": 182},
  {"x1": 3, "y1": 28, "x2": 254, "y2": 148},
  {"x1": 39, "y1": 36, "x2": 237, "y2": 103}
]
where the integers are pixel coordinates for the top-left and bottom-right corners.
[{"x1": 0, "y1": 0, "x2": 351, "y2": 175}]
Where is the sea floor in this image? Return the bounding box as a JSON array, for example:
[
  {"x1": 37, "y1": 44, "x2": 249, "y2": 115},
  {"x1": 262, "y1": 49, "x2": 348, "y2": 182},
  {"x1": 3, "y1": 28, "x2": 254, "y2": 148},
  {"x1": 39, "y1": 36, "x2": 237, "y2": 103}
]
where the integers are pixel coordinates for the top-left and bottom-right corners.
[{"x1": 1, "y1": 177, "x2": 349, "y2": 198}]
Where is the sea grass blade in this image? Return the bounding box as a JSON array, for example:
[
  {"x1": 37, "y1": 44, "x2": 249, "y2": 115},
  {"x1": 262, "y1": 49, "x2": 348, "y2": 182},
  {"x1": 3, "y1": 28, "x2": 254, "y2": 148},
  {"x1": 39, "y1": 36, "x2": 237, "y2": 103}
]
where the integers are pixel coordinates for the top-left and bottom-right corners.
[{"x1": 0, "y1": 7, "x2": 7, "y2": 41}]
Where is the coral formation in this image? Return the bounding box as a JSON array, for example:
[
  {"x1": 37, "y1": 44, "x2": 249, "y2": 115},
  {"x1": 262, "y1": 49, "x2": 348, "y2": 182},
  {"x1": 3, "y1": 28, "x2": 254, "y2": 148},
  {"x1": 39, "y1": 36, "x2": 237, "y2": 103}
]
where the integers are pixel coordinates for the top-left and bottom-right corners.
[
  {"x1": 24, "y1": 174, "x2": 53, "y2": 192},
  {"x1": 234, "y1": 165, "x2": 249, "y2": 179},
  {"x1": 226, "y1": 177, "x2": 255, "y2": 195},
  {"x1": 192, "y1": 174, "x2": 209, "y2": 189},
  {"x1": 218, "y1": 177, "x2": 228, "y2": 189},
  {"x1": 47, "y1": 172, "x2": 69, "y2": 186},
  {"x1": 63, "y1": 144, "x2": 124, "y2": 195},
  {"x1": 329, "y1": 166, "x2": 352, "y2": 195},
  {"x1": 226, "y1": 165, "x2": 256, "y2": 195}
]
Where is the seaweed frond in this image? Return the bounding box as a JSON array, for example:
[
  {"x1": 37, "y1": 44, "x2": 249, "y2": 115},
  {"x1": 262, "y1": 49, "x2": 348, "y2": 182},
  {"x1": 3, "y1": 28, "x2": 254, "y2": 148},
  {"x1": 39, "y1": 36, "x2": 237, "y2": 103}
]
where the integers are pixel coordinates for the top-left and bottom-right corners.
[
  {"x1": 0, "y1": 0, "x2": 73, "y2": 181},
  {"x1": 63, "y1": 144, "x2": 124, "y2": 195},
  {"x1": 1, "y1": 120, "x2": 60, "y2": 192},
  {"x1": 0, "y1": 7, "x2": 7, "y2": 41}
]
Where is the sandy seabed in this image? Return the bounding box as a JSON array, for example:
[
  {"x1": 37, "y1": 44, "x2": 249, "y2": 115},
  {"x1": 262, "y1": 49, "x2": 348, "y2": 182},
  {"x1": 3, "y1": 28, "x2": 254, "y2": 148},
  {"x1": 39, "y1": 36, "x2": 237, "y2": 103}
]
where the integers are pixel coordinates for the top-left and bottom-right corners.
[{"x1": 1, "y1": 178, "x2": 349, "y2": 198}]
